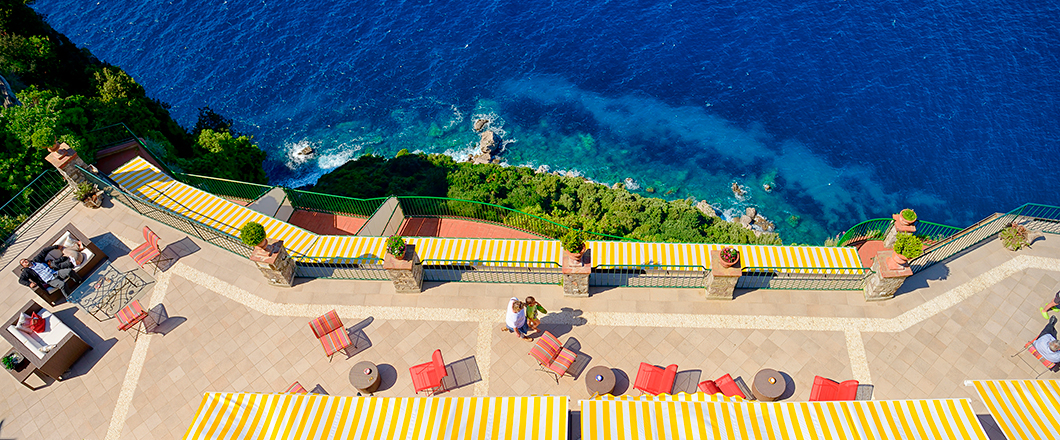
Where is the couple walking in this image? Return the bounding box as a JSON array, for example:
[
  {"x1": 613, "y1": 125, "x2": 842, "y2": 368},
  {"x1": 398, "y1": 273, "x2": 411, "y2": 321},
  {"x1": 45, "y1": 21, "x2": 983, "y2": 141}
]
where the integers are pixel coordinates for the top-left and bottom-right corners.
[{"x1": 503, "y1": 296, "x2": 547, "y2": 341}]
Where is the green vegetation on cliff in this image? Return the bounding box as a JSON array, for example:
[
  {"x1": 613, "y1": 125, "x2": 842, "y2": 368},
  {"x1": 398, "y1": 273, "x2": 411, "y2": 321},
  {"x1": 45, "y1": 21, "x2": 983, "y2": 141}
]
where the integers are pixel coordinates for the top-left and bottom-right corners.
[
  {"x1": 313, "y1": 153, "x2": 782, "y2": 245},
  {"x1": 0, "y1": 0, "x2": 267, "y2": 204}
]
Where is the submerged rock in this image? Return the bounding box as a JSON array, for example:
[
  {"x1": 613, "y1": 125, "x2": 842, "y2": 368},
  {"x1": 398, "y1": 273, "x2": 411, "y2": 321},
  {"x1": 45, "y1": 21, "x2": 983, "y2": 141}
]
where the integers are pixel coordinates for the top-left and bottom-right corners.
[{"x1": 624, "y1": 177, "x2": 640, "y2": 191}]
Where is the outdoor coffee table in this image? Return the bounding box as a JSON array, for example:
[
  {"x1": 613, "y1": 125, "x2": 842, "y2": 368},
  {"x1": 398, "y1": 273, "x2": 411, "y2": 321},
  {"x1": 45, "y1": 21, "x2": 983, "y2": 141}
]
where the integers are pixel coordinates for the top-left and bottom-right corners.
[
  {"x1": 585, "y1": 365, "x2": 616, "y2": 397},
  {"x1": 3, "y1": 347, "x2": 42, "y2": 389},
  {"x1": 67, "y1": 262, "x2": 146, "y2": 321},
  {"x1": 351, "y1": 361, "x2": 381, "y2": 395},
  {"x1": 752, "y1": 368, "x2": 786, "y2": 401}
]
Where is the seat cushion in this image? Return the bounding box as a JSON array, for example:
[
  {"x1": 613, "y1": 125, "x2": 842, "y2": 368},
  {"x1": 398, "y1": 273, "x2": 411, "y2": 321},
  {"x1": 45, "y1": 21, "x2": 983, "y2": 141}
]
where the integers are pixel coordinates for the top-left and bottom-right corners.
[
  {"x1": 715, "y1": 374, "x2": 747, "y2": 399},
  {"x1": 319, "y1": 329, "x2": 351, "y2": 356},
  {"x1": 285, "y1": 381, "x2": 308, "y2": 394},
  {"x1": 548, "y1": 347, "x2": 577, "y2": 376},
  {"x1": 698, "y1": 380, "x2": 722, "y2": 395},
  {"x1": 309, "y1": 310, "x2": 343, "y2": 339}
]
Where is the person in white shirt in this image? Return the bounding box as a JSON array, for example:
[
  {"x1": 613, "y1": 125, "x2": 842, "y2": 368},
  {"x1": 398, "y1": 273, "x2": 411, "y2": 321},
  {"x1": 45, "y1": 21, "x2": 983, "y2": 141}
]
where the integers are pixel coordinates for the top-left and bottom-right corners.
[
  {"x1": 1033, "y1": 316, "x2": 1060, "y2": 364},
  {"x1": 503, "y1": 297, "x2": 532, "y2": 341}
]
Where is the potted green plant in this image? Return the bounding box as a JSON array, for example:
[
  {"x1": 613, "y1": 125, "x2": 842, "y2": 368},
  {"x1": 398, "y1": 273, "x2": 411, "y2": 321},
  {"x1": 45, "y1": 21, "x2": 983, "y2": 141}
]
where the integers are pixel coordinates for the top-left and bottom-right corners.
[
  {"x1": 719, "y1": 246, "x2": 740, "y2": 268},
  {"x1": 897, "y1": 208, "x2": 918, "y2": 227},
  {"x1": 560, "y1": 229, "x2": 586, "y2": 263},
  {"x1": 1000, "y1": 223, "x2": 1031, "y2": 251},
  {"x1": 240, "y1": 221, "x2": 267, "y2": 249},
  {"x1": 2, "y1": 352, "x2": 23, "y2": 370},
  {"x1": 890, "y1": 232, "x2": 924, "y2": 267},
  {"x1": 74, "y1": 182, "x2": 101, "y2": 208},
  {"x1": 386, "y1": 235, "x2": 407, "y2": 259},
  {"x1": 31, "y1": 126, "x2": 60, "y2": 152}
]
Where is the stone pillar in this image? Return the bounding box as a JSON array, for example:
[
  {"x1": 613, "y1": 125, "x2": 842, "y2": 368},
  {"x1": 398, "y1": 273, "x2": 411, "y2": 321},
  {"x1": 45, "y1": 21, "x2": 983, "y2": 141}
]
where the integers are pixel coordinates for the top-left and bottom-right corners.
[
  {"x1": 45, "y1": 144, "x2": 89, "y2": 186},
  {"x1": 384, "y1": 245, "x2": 424, "y2": 294},
  {"x1": 249, "y1": 239, "x2": 295, "y2": 287},
  {"x1": 863, "y1": 250, "x2": 911, "y2": 301},
  {"x1": 562, "y1": 252, "x2": 590, "y2": 297},
  {"x1": 883, "y1": 213, "x2": 917, "y2": 248},
  {"x1": 705, "y1": 250, "x2": 742, "y2": 300}
]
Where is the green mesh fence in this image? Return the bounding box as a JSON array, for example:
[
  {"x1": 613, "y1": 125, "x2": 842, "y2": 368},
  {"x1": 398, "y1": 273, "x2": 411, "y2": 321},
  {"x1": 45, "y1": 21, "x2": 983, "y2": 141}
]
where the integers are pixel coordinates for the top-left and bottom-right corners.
[
  {"x1": 736, "y1": 267, "x2": 873, "y2": 290},
  {"x1": 0, "y1": 170, "x2": 69, "y2": 253},
  {"x1": 589, "y1": 264, "x2": 709, "y2": 288},
  {"x1": 174, "y1": 173, "x2": 273, "y2": 203},
  {"x1": 284, "y1": 188, "x2": 386, "y2": 218},
  {"x1": 422, "y1": 260, "x2": 563, "y2": 284}
]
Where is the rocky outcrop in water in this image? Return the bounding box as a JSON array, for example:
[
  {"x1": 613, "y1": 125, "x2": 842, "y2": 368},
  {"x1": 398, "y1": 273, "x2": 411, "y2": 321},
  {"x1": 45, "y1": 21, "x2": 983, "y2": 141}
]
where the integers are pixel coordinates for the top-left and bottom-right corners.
[
  {"x1": 738, "y1": 206, "x2": 776, "y2": 235},
  {"x1": 473, "y1": 118, "x2": 489, "y2": 132},
  {"x1": 695, "y1": 200, "x2": 719, "y2": 218}
]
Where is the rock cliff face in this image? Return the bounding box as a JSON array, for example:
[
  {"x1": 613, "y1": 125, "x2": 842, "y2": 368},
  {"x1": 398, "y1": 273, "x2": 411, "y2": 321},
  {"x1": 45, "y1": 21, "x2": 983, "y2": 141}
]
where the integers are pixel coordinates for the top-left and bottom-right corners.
[{"x1": 0, "y1": 74, "x2": 21, "y2": 108}]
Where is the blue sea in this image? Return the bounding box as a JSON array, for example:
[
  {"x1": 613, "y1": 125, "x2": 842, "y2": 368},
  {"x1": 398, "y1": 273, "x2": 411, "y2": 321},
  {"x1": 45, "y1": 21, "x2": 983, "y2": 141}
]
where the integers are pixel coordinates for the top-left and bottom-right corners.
[{"x1": 31, "y1": 0, "x2": 1060, "y2": 244}]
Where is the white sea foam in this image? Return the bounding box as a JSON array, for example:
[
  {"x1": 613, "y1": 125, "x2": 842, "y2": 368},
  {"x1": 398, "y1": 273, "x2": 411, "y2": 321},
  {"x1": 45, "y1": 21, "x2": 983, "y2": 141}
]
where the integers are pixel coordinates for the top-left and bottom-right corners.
[
  {"x1": 316, "y1": 142, "x2": 365, "y2": 170},
  {"x1": 283, "y1": 139, "x2": 320, "y2": 170}
]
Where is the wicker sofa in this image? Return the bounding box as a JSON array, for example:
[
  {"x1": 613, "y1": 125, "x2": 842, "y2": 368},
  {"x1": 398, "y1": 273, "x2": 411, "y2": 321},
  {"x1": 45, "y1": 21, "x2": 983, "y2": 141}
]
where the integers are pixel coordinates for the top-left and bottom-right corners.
[
  {"x1": 2, "y1": 300, "x2": 92, "y2": 381},
  {"x1": 11, "y1": 224, "x2": 107, "y2": 306}
]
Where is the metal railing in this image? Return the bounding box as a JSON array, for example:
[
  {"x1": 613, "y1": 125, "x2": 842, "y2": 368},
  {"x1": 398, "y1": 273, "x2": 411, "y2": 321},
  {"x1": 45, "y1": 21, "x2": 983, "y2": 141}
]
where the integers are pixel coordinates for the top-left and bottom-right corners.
[
  {"x1": 397, "y1": 197, "x2": 633, "y2": 241},
  {"x1": 175, "y1": 172, "x2": 273, "y2": 204},
  {"x1": 590, "y1": 264, "x2": 709, "y2": 288},
  {"x1": 284, "y1": 188, "x2": 386, "y2": 218},
  {"x1": 290, "y1": 253, "x2": 389, "y2": 280},
  {"x1": 836, "y1": 218, "x2": 892, "y2": 246},
  {"x1": 0, "y1": 170, "x2": 69, "y2": 253},
  {"x1": 909, "y1": 203, "x2": 1060, "y2": 273},
  {"x1": 914, "y1": 221, "x2": 964, "y2": 247},
  {"x1": 422, "y1": 260, "x2": 563, "y2": 284},
  {"x1": 736, "y1": 267, "x2": 874, "y2": 290}
]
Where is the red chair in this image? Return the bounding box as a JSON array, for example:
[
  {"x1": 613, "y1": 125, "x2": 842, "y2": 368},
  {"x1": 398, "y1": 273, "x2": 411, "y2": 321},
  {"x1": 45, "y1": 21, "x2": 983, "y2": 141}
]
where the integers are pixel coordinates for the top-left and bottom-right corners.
[
  {"x1": 129, "y1": 226, "x2": 173, "y2": 274},
  {"x1": 410, "y1": 349, "x2": 447, "y2": 396},
  {"x1": 528, "y1": 331, "x2": 578, "y2": 383},
  {"x1": 284, "y1": 381, "x2": 308, "y2": 394},
  {"x1": 1019, "y1": 340, "x2": 1060, "y2": 378},
  {"x1": 308, "y1": 310, "x2": 353, "y2": 361},
  {"x1": 713, "y1": 374, "x2": 748, "y2": 399},
  {"x1": 809, "y1": 376, "x2": 859, "y2": 401},
  {"x1": 697, "y1": 379, "x2": 722, "y2": 395},
  {"x1": 116, "y1": 300, "x2": 150, "y2": 342},
  {"x1": 633, "y1": 363, "x2": 678, "y2": 395}
]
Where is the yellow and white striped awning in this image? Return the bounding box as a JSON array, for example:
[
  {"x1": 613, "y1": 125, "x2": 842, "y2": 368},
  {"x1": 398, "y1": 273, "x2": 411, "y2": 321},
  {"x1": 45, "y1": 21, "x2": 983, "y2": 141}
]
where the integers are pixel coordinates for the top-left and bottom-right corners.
[
  {"x1": 408, "y1": 237, "x2": 562, "y2": 268},
  {"x1": 184, "y1": 393, "x2": 568, "y2": 440},
  {"x1": 111, "y1": 157, "x2": 320, "y2": 256},
  {"x1": 581, "y1": 395, "x2": 987, "y2": 439},
  {"x1": 304, "y1": 235, "x2": 387, "y2": 262},
  {"x1": 588, "y1": 241, "x2": 864, "y2": 272},
  {"x1": 970, "y1": 379, "x2": 1060, "y2": 440}
]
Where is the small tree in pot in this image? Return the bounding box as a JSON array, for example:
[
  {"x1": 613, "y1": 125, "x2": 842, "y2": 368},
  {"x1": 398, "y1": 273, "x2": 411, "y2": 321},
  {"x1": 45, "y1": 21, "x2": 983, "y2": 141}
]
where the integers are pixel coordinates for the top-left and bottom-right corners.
[
  {"x1": 386, "y1": 235, "x2": 407, "y2": 259},
  {"x1": 560, "y1": 229, "x2": 586, "y2": 263},
  {"x1": 897, "y1": 208, "x2": 918, "y2": 227},
  {"x1": 74, "y1": 182, "x2": 101, "y2": 208},
  {"x1": 719, "y1": 247, "x2": 740, "y2": 268},
  {"x1": 890, "y1": 232, "x2": 923, "y2": 268},
  {"x1": 1000, "y1": 223, "x2": 1032, "y2": 251},
  {"x1": 240, "y1": 221, "x2": 267, "y2": 249}
]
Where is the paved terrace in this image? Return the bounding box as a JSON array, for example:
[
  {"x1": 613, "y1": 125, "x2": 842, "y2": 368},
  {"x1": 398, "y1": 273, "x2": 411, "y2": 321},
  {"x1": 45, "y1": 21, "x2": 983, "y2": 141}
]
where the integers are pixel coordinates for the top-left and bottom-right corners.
[{"x1": 0, "y1": 198, "x2": 1057, "y2": 439}]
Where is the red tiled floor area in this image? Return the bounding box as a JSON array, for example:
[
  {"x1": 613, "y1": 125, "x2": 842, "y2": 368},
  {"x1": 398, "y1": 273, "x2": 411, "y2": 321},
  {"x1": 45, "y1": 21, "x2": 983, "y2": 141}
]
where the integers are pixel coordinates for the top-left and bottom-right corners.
[
  {"x1": 399, "y1": 218, "x2": 546, "y2": 239},
  {"x1": 854, "y1": 240, "x2": 886, "y2": 267},
  {"x1": 287, "y1": 210, "x2": 367, "y2": 235}
]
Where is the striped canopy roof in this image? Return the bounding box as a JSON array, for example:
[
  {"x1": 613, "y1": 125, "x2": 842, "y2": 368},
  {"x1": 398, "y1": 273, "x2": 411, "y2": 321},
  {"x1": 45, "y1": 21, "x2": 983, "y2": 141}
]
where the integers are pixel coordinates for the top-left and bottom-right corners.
[
  {"x1": 185, "y1": 393, "x2": 568, "y2": 440},
  {"x1": 970, "y1": 379, "x2": 1060, "y2": 440},
  {"x1": 588, "y1": 241, "x2": 864, "y2": 272},
  {"x1": 581, "y1": 392, "x2": 987, "y2": 439},
  {"x1": 408, "y1": 237, "x2": 562, "y2": 268}
]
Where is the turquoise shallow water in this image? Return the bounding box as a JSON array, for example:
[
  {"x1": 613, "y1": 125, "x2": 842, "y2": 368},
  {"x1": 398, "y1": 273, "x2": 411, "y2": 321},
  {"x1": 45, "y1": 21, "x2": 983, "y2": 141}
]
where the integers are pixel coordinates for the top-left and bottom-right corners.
[{"x1": 30, "y1": 0, "x2": 1060, "y2": 244}]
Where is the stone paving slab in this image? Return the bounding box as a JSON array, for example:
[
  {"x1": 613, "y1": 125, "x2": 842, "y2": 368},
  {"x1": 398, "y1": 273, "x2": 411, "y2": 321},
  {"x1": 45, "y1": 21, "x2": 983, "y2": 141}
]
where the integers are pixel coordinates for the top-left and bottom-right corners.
[{"x1": 0, "y1": 200, "x2": 1057, "y2": 439}]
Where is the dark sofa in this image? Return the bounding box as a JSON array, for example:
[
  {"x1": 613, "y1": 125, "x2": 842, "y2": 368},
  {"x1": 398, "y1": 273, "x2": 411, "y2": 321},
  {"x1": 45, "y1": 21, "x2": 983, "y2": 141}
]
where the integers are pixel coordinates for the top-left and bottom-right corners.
[{"x1": 11, "y1": 224, "x2": 107, "y2": 306}]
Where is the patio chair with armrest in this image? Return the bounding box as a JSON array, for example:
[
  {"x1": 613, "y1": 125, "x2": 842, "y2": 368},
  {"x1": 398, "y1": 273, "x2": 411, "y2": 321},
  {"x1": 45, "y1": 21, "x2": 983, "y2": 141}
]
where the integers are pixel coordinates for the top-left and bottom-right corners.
[
  {"x1": 410, "y1": 349, "x2": 447, "y2": 396},
  {"x1": 309, "y1": 309, "x2": 353, "y2": 361},
  {"x1": 809, "y1": 376, "x2": 860, "y2": 401},
  {"x1": 129, "y1": 226, "x2": 174, "y2": 274},
  {"x1": 527, "y1": 331, "x2": 578, "y2": 383},
  {"x1": 698, "y1": 373, "x2": 750, "y2": 399},
  {"x1": 634, "y1": 363, "x2": 678, "y2": 395}
]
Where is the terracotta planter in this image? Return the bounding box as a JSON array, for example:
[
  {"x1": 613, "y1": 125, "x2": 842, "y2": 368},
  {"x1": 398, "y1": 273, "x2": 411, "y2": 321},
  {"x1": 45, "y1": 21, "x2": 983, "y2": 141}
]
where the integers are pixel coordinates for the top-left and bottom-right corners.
[
  {"x1": 568, "y1": 250, "x2": 585, "y2": 266},
  {"x1": 894, "y1": 211, "x2": 917, "y2": 227},
  {"x1": 719, "y1": 248, "x2": 739, "y2": 268},
  {"x1": 83, "y1": 192, "x2": 102, "y2": 209},
  {"x1": 390, "y1": 245, "x2": 408, "y2": 260},
  {"x1": 889, "y1": 251, "x2": 910, "y2": 268}
]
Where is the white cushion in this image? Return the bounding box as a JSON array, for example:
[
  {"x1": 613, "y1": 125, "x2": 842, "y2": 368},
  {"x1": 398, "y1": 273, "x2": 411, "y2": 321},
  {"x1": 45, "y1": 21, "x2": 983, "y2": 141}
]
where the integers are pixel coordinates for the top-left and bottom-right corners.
[
  {"x1": 73, "y1": 248, "x2": 94, "y2": 271},
  {"x1": 6, "y1": 309, "x2": 72, "y2": 359},
  {"x1": 52, "y1": 231, "x2": 74, "y2": 248}
]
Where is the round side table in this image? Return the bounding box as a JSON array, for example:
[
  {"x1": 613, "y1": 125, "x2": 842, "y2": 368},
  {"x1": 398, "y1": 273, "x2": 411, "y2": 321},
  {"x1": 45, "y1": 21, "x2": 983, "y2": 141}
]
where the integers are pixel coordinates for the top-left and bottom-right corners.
[
  {"x1": 351, "y1": 361, "x2": 381, "y2": 395},
  {"x1": 752, "y1": 368, "x2": 786, "y2": 401},
  {"x1": 585, "y1": 365, "x2": 616, "y2": 397}
]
